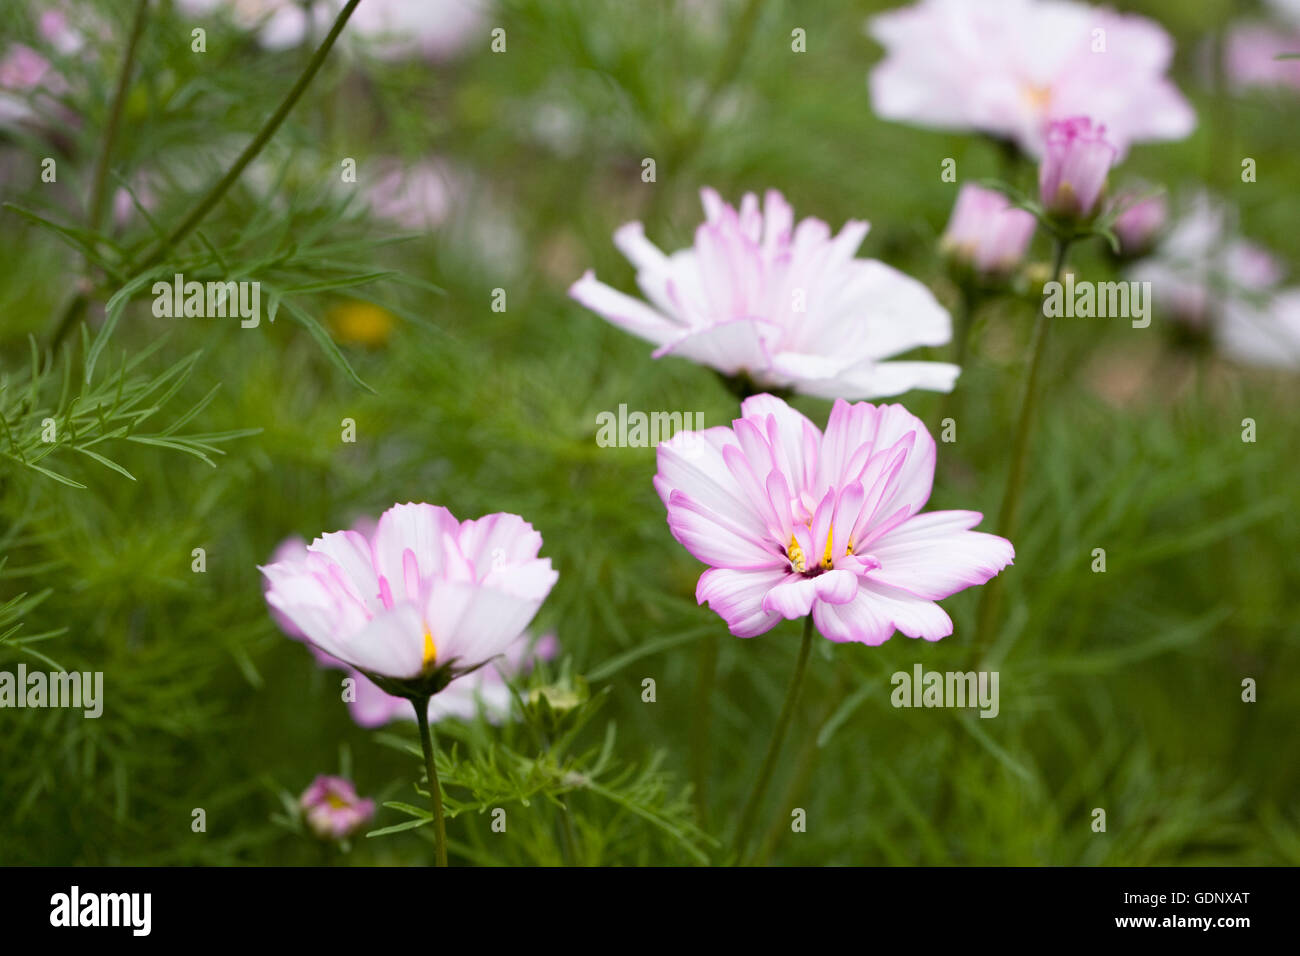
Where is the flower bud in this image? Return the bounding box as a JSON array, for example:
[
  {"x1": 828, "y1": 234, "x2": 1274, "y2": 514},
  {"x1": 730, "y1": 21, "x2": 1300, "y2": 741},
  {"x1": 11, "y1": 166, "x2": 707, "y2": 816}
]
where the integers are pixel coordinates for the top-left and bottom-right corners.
[
  {"x1": 1038, "y1": 117, "x2": 1118, "y2": 221},
  {"x1": 940, "y1": 184, "x2": 1036, "y2": 277}
]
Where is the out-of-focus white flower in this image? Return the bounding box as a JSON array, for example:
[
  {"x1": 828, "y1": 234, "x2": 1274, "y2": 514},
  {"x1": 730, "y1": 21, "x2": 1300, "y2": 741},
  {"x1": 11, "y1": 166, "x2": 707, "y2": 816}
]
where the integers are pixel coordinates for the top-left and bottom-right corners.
[
  {"x1": 178, "y1": 0, "x2": 490, "y2": 60},
  {"x1": 867, "y1": 0, "x2": 1195, "y2": 158},
  {"x1": 1129, "y1": 193, "x2": 1300, "y2": 368}
]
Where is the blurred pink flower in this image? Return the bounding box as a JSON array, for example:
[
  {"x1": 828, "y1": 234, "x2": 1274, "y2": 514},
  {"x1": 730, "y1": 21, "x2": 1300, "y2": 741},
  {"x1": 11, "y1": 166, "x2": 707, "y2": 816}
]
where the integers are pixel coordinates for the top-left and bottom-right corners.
[
  {"x1": 571, "y1": 188, "x2": 958, "y2": 400},
  {"x1": 1128, "y1": 192, "x2": 1283, "y2": 330},
  {"x1": 347, "y1": 0, "x2": 489, "y2": 61},
  {"x1": 1127, "y1": 192, "x2": 1300, "y2": 367},
  {"x1": 1037, "y1": 117, "x2": 1117, "y2": 219},
  {"x1": 179, "y1": 0, "x2": 487, "y2": 59},
  {"x1": 364, "y1": 159, "x2": 454, "y2": 232},
  {"x1": 0, "y1": 44, "x2": 67, "y2": 126},
  {"x1": 940, "y1": 184, "x2": 1036, "y2": 274},
  {"x1": 654, "y1": 393, "x2": 1013, "y2": 643},
  {"x1": 1110, "y1": 190, "x2": 1167, "y2": 256},
  {"x1": 261, "y1": 503, "x2": 558, "y2": 693},
  {"x1": 1226, "y1": 25, "x2": 1300, "y2": 91},
  {"x1": 867, "y1": 0, "x2": 1195, "y2": 158},
  {"x1": 176, "y1": 0, "x2": 325, "y2": 50},
  {"x1": 38, "y1": 9, "x2": 84, "y2": 55},
  {"x1": 299, "y1": 775, "x2": 375, "y2": 840}
]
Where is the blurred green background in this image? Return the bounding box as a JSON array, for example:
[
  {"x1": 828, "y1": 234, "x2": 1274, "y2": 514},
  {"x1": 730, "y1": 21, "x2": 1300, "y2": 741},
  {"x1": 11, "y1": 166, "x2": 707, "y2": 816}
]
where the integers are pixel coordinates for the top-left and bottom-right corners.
[{"x1": 0, "y1": 0, "x2": 1297, "y2": 865}]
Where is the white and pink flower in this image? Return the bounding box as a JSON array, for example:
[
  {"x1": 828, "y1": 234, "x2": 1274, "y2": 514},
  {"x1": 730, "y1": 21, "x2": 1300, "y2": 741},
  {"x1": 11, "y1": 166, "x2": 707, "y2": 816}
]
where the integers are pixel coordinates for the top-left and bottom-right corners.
[
  {"x1": 261, "y1": 503, "x2": 558, "y2": 696},
  {"x1": 266, "y1": 528, "x2": 559, "y2": 729},
  {"x1": 571, "y1": 188, "x2": 958, "y2": 400},
  {"x1": 655, "y1": 394, "x2": 1014, "y2": 643},
  {"x1": 867, "y1": 0, "x2": 1195, "y2": 158}
]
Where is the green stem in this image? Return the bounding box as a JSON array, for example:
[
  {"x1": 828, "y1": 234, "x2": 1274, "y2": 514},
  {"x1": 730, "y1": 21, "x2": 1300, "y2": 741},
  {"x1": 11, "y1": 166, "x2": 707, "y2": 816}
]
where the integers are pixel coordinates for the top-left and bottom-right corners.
[
  {"x1": 690, "y1": 635, "x2": 719, "y2": 829},
  {"x1": 751, "y1": 672, "x2": 843, "y2": 865},
  {"x1": 731, "y1": 614, "x2": 814, "y2": 864},
  {"x1": 556, "y1": 801, "x2": 579, "y2": 865},
  {"x1": 89, "y1": 0, "x2": 150, "y2": 234},
  {"x1": 46, "y1": 0, "x2": 151, "y2": 358},
  {"x1": 133, "y1": 0, "x2": 363, "y2": 273},
  {"x1": 933, "y1": 287, "x2": 977, "y2": 433},
  {"x1": 971, "y1": 237, "x2": 1071, "y2": 660},
  {"x1": 412, "y1": 696, "x2": 448, "y2": 867}
]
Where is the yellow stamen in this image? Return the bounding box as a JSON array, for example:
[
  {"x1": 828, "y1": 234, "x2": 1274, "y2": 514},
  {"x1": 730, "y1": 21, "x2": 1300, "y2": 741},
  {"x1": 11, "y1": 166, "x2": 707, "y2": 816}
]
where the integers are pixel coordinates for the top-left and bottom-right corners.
[
  {"x1": 788, "y1": 534, "x2": 806, "y2": 574},
  {"x1": 821, "y1": 529, "x2": 835, "y2": 571},
  {"x1": 1021, "y1": 83, "x2": 1052, "y2": 111},
  {"x1": 422, "y1": 630, "x2": 438, "y2": 669}
]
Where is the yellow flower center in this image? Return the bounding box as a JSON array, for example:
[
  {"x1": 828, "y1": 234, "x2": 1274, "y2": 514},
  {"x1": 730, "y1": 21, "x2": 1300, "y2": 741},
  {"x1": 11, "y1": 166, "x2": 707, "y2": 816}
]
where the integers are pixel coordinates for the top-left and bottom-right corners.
[
  {"x1": 787, "y1": 534, "x2": 806, "y2": 573},
  {"x1": 422, "y1": 630, "x2": 438, "y2": 669},
  {"x1": 1021, "y1": 83, "x2": 1052, "y2": 112}
]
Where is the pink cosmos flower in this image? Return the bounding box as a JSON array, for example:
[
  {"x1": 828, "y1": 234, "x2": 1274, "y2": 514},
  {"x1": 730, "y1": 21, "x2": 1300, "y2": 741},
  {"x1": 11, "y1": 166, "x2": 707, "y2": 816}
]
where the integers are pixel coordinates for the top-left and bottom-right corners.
[
  {"x1": 265, "y1": 530, "x2": 560, "y2": 728},
  {"x1": 260, "y1": 503, "x2": 558, "y2": 698},
  {"x1": 867, "y1": 0, "x2": 1195, "y2": 158},
  {"x1": 1110, "y1": 190, "x2": 1167, "y2": 257},
  {"x1": 1037, "y1": 117, "x2": 1117, "y2": 219},
  {"x1": 299, "y1": 775, "x2": 375, "y2": 840},
  {"x1": 655, "y1": 394, "x2": 1014, "y2": 643},
  {"x1": 571, "y1": 188, "x2": 959, "y2": 400},
  {"x1": 1226, "y1": 25, "x2": 1300, "y2": 91},
  {"x1": 940, "y1": 184, "x2": 1037, "y2": 275}
]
